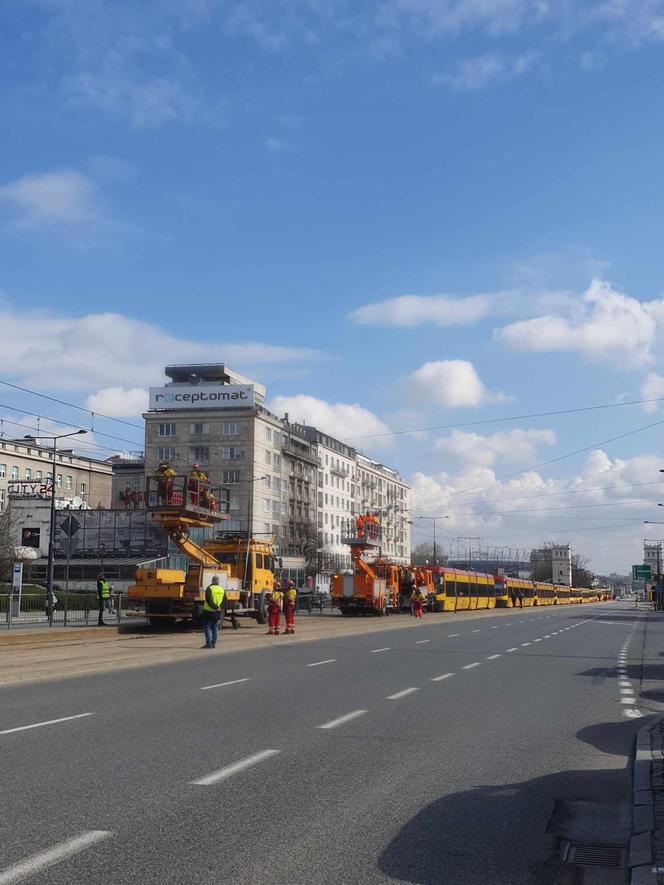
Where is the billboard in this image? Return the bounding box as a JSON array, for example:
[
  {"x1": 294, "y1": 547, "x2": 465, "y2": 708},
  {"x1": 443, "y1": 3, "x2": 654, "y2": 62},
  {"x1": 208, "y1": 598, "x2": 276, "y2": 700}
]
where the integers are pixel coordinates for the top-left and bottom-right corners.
[{"x1": 149, "y1": 384, "x2": 254, "y2": 411}]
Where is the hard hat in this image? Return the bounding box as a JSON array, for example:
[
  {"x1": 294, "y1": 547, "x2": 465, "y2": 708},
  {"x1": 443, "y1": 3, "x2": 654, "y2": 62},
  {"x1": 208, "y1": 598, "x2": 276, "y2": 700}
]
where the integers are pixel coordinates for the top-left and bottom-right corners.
[{"x1": 193, "y1": 463, "x2": 200, "y2": 470}]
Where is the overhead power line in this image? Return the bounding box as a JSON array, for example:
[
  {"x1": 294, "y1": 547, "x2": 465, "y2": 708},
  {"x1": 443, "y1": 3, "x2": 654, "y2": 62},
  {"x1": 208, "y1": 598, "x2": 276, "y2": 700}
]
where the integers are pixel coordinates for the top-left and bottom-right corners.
[
  {"x1": 0, "y1": 416, "x2": 142, "y2": 458},
  {"x1": 0, "y1": 402, "x2": 143, "y2": 448},
  {"x1": 0, "y1": 379, "x2": 145, "y2": 430}
]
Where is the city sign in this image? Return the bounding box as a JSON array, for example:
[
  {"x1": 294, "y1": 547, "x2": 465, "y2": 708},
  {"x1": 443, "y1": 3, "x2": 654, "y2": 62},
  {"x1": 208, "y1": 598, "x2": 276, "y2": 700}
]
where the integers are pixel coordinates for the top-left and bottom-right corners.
[
  {"x1": 7, "y1": 481, "x2": 53, "y2": 498},
  {"x1": 632, "y1": 564, "x2": 652, "y2": 579},
  {"x1": 149, "y1": 384, "x2": 254, "y2": 411}
]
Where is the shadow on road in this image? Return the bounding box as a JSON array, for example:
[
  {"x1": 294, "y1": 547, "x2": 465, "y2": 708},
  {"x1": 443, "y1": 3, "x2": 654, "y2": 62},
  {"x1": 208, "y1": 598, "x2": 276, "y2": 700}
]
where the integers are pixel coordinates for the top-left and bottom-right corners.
[{"x1": 378, "y1": 716, "x2": 644, "y2": 885}]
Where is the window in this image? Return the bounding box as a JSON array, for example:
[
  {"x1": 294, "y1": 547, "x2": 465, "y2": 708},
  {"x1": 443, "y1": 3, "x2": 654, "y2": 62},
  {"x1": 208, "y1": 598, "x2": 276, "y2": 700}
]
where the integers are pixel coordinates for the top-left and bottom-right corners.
[
  {"x1": 36, "y1": 470, "x2": 42, "y2": 481},
  {"x1": 0, "y1": 464, "x2": 5, "y2": 478},
  {"x1": 255, "y1": 553, "x2": 264, "y2": 569},
  {"x1": 273, "y1": 453, "x2": 280, "y2": 469},
  {"x1": 191, "y1": 447, "x2": 209, "y2": 463},
  {"x1": 158, "y1": 423, "x2": 176, "y2": 437},
  {"x1": 222, "y1": 447, "x2": 243, "y2": 460},
  {"x1": 158, "y1": 447, "x2": 176, "y2": 461},
  {"x1": 230, "y1": 495, "x2": 240, "y2": 511},
  {"x1": 56, "y1": 474, "x2": 62, "y2": 487},
  {"x1": 80, "y1": 482, "x2": 86, "y2": 497},
  {"x1": 0, "y1": 490, "x2": 4, "y2": 511},
  {"x1": 222, "y1": 470, "x2": 241, "y2": 484},
  {"x1": 324, "y1": 513, "x2": 328, "y2": 524},
  {"x1": 264, "y1": 475, "x2": 271, "y2": 489},
  {"x1": 264, "y1": 499, "x2": 271, "y2": 513},
  {"x1": 264, "y1": 427, "x2": 272, "y2": 442},
  {"x1": 46, "y1": 472, "x2": 53, "y2": 482},
  {"x1": 272, "y1": 500, "x2": 280, "y2": 514},
  {"x1": 66, "y1": 475, "x2": 73, "y2": 490},
  {"x1": 264, "y1": 451, "x2": 272, "y2": 465},
  {"x1": 11, "y1": 466, "x2": 19, "y2": 481},
  {"x1": 24, "y1": 468, "x2": 31, "y2": 480},
  {"x1": 221, "y1": 422, "x2": 240, "y2": 435},
  {"x1": 190, "y1": 422, "x2": 209, "y2": 435},
  {"x1": 273, "y1": 477, "x2": 281, "y2": 493}
]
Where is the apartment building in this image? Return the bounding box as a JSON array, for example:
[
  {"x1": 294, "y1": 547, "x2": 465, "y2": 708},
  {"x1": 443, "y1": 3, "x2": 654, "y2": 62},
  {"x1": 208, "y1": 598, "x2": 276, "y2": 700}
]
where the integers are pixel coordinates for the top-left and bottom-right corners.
[{"x1": 356, "y1": 454, "x2": 411, "y2": 563}]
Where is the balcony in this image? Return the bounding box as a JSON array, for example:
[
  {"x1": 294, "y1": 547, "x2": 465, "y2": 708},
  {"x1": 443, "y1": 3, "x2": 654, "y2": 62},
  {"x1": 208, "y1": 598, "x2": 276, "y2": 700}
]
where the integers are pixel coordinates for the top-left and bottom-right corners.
[{"x1": 282, "y1": 441, "x2": 318, "y2": 467}]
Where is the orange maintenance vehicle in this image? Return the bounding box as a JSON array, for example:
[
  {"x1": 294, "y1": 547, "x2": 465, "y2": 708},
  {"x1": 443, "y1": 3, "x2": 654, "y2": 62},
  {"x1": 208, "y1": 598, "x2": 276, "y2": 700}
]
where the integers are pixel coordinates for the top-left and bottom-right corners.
[
  {"x1": 331, "y1": 514, "x2": 397, "y2": 616},
  {"x1": 127, "y1": 474, "x2": 275, "y2": 627}
]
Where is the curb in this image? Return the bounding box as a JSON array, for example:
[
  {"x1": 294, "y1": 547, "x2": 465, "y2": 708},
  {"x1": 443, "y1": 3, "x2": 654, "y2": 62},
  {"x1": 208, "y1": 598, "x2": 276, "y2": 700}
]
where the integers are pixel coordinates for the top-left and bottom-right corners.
[
  {"x1": 630, "y1": 713, "x2": 664, "y2": 883},
  {"x1": 0, "y1": 626, "x2": 123, "y2": 646}
]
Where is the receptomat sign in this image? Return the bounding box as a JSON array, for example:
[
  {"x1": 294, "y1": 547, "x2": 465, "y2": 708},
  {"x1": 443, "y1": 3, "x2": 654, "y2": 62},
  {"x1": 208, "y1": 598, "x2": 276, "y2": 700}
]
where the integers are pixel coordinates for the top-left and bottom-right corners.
[{"x1": 148, "y1": 384, "x2": 255, "y2": 410}]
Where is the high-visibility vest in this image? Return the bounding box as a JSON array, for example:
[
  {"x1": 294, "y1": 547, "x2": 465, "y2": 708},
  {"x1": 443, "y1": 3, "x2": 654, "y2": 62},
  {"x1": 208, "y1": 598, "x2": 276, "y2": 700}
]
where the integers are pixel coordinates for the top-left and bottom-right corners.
[
  {"x1": 99, "y1": 580, "x2": 110, "y2": 600},
  {"x1": 285, "y1": 588, "x2": 297, "y2": 602},
  {"x1": 270, "y1": 591, "x2": 282, "y2": 604},
  {"x1": 204, "y1": 586, "x2": 225, "y2": 612}
]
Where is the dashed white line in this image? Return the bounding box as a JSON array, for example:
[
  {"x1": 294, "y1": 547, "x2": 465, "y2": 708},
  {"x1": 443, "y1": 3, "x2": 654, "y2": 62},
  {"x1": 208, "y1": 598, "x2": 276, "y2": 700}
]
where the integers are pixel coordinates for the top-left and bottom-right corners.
[
  {"x1": 200, "y1": 678, "x2": 250, "y2": 691},
  {"x1": 533, "y1": 639, "x2": 543, "y2": 643},
  {"x1": 490, "y1": 626, "x2": 499, "y2": 629},
  {"x1": 0, "y1": 831, "x2": 113, "y2": 885},
  {"x1": 544, "y1": 635, "x2": 552, "y2": 639},
  {"x1": 506, "y1": 647, "x2": 518, "y2": 653},
  {"x1": 486, "y1": 654, "x2": 501, "y2": 660},
  {"x1": 521, "y1": 642, "x2": 531, "y2": 647},
  {"x1": 191, "y1": 750, "x2": 281, "y2": 785},
  {"x1": 371, "y1": 647, "x2": 391, "y2": 654},
  {"x1": 448, "y1": 634, "x2": 460, "y2": 637},
  {"x1": 472, "y1": 629, "x2": 481, "y2": 633},
  {"x1": 318, "y1": 710, "x2": 368, "y2": 730},
  {"x1": 307, "y1": 659, "x2": 337, "y2": 668},
  {"x1": 387, "y1": 687, "x2": 420, "y2": 700},
  {"x1": 618, "y1": 680, "x2": 631, "y2": 687},
  {"x1": 0, "y1": 713, "x2": 94, "y2": 736},
  {"x1": 431, "y1": 673, "x2": 455, "y2": 682},
  {"x1": 463, "y1": 662, "x2": 481, "y2": 670},
  {"x1": 416, "y1": 640, "x2": 431, "y2": 644},
  {"x1": 620, "y1": 698, "x2": 636, "y2": 705}
]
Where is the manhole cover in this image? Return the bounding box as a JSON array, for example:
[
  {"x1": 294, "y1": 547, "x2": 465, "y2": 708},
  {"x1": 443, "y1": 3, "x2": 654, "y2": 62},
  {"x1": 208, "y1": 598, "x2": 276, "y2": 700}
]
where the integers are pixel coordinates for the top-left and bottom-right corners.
[{"x1": 562, "y1": 841, "x2": 626, "y2": 868}]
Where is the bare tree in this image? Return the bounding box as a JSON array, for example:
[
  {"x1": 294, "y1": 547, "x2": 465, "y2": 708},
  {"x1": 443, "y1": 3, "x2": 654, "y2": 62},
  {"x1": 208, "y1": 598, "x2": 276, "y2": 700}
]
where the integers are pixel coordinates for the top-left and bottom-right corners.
[
  {"x1": 285, "y1": 520, "x2": 320, "y2": 573},
  {"x1": 571, "y1": 552, "x2": 594, "y2": 588},
  {"x1": 0, "y1": 508, "x2": 19, "y2": 584}
]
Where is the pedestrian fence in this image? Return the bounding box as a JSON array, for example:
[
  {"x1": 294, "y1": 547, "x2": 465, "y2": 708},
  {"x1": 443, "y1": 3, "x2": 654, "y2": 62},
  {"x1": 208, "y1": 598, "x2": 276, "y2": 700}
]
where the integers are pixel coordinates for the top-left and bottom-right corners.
[{"x1": 0, "y1": 591, "x2": 127, "y2": 629}]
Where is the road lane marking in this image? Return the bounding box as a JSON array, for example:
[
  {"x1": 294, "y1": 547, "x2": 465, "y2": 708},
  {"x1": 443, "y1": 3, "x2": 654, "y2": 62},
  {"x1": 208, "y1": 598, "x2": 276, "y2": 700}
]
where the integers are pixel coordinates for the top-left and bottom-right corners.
[
  {"x1": 544, "y1": 635, "x2": 552, "y2": 638},
  {"x1": 620, "y1": 698, "x2": 636, "y2": 705},
  {"x1": 371, "y1": 647, "x2": 391, "y2": 653},
  {"x1": 200, "y1": 678, "x2": 250, "y2": 691},
  {"x1": 387, "y1": 688, "x2": 419, "y2": 700},
  {"x1": 191, "y1": 750, "x2": 280, "y2": 786},
  {"x1": 533, "y1": 639, "x2": 543, "y2": 642},
  {"x1": 318, "y1": 710, "x2": 368, "y2": 730},
  {"x1": 0, "y1": 713, "x2": 94, "y2": 736},
  {"x1": 521, "y1": 642, "x2": 531, "y2": 647},
  {"x1": 462, "y1": 662, "x2": 481, "y2": 670},
  {"x1": 506, "y1": 647, "x2": 518, "y2": 652},
  {"x1": 624, "y1": 709, "x2": 643, "y2": 719},
  {"x1": 0, "y1": 831, "x2": 113, "y2": 884},
  {"x1": 486, "y1": 654, "x2": 501, "y2": 660},
  {"x1": 448, "y1": 634, "x2": 460, "y2": 637},
  {"x1": 472, "y1": 629, "x2": 481, "y2": 633},
  {"x1": 416, "y1": 640, "x2": 431, "y2": 644},
  {"x1": 307, "y1": 659, "x2": 337, "y2": 668},
  {"x1": 491, "y1": 626, "x2": 499, "y2": 629},
  {"x1": 619, "y1": 688, "x2": 635, "y2": 695},
  {"x1": 618, "y1": 680, "x2": 631, "y2": 687},
  {"x1": 431, "y1": 673, "x2": 455, "y2": 682}
]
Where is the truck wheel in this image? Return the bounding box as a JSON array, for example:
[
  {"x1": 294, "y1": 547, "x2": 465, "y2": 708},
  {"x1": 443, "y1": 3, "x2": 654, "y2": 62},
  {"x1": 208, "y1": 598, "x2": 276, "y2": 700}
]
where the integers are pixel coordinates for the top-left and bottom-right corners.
[{"x1": 255, "y1": 591, "x2": 268, "y2": 625}]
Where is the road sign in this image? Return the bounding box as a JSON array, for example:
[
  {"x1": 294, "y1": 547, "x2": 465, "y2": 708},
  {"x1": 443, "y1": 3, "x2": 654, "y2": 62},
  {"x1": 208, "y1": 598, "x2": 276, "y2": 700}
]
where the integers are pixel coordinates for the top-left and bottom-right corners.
[
  {"x1": 632, "y1": 564, "x2": 652, "y2": 579},
  {"x1": 61, "y1": 538, "x2": 80, "y2": 557},
  {"x1": 60, "y1": 515, "x2": 81, "y2": 537}
]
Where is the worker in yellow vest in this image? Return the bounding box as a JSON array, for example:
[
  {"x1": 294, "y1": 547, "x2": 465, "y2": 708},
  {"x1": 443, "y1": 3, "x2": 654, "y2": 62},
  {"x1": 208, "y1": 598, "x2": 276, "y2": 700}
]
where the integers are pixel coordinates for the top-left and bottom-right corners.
[
  {"x1": 410, "y1": 585, "x2": 426, "y2": 619},
  {"x1": 267, "y1": 588, "x2": 283, "y2": 636},
  {"x1": 96, "y1": 573, "x2": 111, "y2": 627},
  {"x1": 284, "y1": 580, "x2": 297, "y2": 635},
  {"x1": 202, "y1": 576, "x2": 225, "y2": 649}
]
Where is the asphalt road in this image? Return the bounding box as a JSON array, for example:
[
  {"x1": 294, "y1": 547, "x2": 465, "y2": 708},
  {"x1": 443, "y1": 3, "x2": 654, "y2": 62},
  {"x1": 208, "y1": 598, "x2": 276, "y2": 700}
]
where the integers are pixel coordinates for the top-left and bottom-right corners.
[{"x1": 0, "y1": 602, "x2": 653, "y2": 884}]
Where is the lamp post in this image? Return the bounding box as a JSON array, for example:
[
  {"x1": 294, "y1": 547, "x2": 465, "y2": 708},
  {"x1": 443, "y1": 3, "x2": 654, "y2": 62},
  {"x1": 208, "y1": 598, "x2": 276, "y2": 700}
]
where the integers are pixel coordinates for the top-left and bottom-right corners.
[
  {"x1": 414, "y1": 515, "x2": 450, "y2": 565},
  {"x1": 36, "y1": 430, "x2": 88, "y2": 619}
]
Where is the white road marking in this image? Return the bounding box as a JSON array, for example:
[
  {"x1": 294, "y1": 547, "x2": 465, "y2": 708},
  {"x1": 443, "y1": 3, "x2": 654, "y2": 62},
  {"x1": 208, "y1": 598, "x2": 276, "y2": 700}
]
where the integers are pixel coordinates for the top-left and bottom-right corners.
[
  {"x1": 431, "y1": 673, "x2": 455, "y2": 682},
  {"x1": 472, "y1": 629, "x2": 481, "y2": 633},
  {"x1": 624, "y1": 709, "x2": 643, "y2": 719},
  {"x1": 533, "y1": 639, "x2": 543, "y2": 642},
  {"x1": 448, "y1": 634, "x2": 460, "y2": 637},
  {"x1": 620, "y1": 697, "x2": 636, "y2": 705},
  {"x1": 371, "y1": 647, "x2": 391, "y2": 653},
  {"x1": 191, "y1": 750, "x2": 280, "y2": 786},
  {"x1": 544, "y1": 635, "x2": 552, "y2": 639},
  {"x1": 463, "y1": 662, "x2": 481, "y2": 670},
  {"x1": 521, "y1": 642, "x2": 531, "y2": 647},
  {"x1": 387, "y1": 687, "x2": 420, "y2": 700},
  {"x1": 486, "y1": 654, "x2": 501, "y2": 660},
  {"x1": 0, "y1": 831, "x2": 113, "y2": 885},
  {"x1": 0, "y1": 713, "x2": 94, "y2": 736},
  {"x1": 307, "y1": 659, "x2": 337, "y2": 668},
  {"x1": 318, "y1": 710, "x2": 368, "y2": 730},
  {"x1": 618, "y1": 680, "x2": 631, "y2": 687},
  {"x1": 490, "y1": 626, "x2": 499, "y2": 629},
  {"x1": 506, "y1": 647, "x2": 518, "y2": 652},
  {"x1": 200, "y1": 678, "x2": 250, "y2": 691},
  {"x1": 416, "y1": 640, "x2": 431, "y2": 644},
  {"x1": 506, "y1": 622, "x2": 513, "y2": 625}
]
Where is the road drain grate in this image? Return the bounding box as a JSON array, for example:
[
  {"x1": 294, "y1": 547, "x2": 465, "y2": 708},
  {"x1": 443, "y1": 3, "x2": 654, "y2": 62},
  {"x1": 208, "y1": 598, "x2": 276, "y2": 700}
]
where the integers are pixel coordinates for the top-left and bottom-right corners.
[{"x1": 563, "y1": 841, "x2": 626, "y2": 868}]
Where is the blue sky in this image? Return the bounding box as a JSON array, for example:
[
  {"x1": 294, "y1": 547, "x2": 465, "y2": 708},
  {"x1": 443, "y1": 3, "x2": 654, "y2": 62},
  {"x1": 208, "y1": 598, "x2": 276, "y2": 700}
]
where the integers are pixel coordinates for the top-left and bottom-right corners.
[{"x1": 2, "y1": 0, "x2": 664, "y2": 573}]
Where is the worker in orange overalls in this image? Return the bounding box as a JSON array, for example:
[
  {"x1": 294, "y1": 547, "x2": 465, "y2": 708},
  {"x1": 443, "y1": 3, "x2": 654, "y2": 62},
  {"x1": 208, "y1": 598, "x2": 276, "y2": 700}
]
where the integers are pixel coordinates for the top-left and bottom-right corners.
[
  {"x1": 157, "y1": 461, "x2": 176, "y2": 504},
  {"x1": 411, "y1": 584, "x2": 426, "y2": 618},
  {"x1": 284, "y1": 580, "x2": 297, "y2": 635},
  {"x1": 267, "y1": 587, "x2": 283, "y2": 636},
  {"x1": 356, "y1": 514, "x2": 365, "y2": 539}
]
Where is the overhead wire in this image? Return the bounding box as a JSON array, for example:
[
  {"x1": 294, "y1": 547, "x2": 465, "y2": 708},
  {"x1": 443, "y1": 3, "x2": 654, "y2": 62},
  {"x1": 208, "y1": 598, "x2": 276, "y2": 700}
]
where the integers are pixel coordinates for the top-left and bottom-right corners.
[
  {"x1": 0, "y1": 402, "x2": 143, "y2": 448},
  {"x1": 0, "y1": 417, "x2": 141, "y2": 457}
]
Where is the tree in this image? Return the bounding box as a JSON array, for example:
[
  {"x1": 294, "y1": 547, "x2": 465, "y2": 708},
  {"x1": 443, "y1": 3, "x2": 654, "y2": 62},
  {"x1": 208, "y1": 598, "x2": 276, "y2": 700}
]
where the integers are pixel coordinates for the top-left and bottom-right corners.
[
  {"x1": 571, "y1": 553, "x2": 594, "y2": 589},
  {"x1": 0, "y1": 509, "x2": 17, "y2": 583},
  {"x1": 284, "y1": 520, "x2": 320, "y2": 573}
]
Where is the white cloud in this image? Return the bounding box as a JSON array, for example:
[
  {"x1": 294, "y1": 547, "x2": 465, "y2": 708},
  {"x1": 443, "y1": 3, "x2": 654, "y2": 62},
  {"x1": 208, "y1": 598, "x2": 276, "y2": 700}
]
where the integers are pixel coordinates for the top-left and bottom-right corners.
[
  {"x1": 495, "y1": 278, "x2": 661, "y2": 367},
  {"x1": 0, "y1": 170, "x2": 99, "y2": 229},
  {"x1": 409, "y1": 359, "x2": 503, "y2": 407},
  {"x1": 436, "y1": 428, "x2": 557, "y2": 466},
  {"x1": 434, "y1": 50, "x2": 539, "y2": 91},
  {"x1": 641, "y1": 372, "x2": 664, "y2": 412},
  {"x1": 384, "y1": 0, "x2": 549, "y2": 37},
  {"x1": 270, "y1": 394, "x2": 391, "y2": 446},
  {"x1": 350, "y1": 293, "x2": 497, "y2": 327},
  {"x1": 86, "y1": 387, "x2": 149, "y2": 418},
  {"x1": 0, "y1": 300, "x2": 321, "y2": 401}
]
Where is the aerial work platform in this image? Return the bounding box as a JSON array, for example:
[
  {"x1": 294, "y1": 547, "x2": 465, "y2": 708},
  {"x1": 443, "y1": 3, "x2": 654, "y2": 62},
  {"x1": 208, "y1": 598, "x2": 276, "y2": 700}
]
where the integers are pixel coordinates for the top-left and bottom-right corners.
[
  {"x1": 341, "y1": 517, "x2": 383, "y2": 549},
  {"x1": 145, "y1": 475, "x2": 228, "y2": 527}
]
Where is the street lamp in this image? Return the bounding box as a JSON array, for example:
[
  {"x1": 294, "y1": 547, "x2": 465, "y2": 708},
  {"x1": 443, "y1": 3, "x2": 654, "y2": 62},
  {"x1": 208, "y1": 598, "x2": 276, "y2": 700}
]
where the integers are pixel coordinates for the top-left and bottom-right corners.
[
  {"x1": 414, "y1": 515, "x2": 450, "y2": 566},
  {"x1": 33, "y1": 430, "x2": 88, "y2": 617}
]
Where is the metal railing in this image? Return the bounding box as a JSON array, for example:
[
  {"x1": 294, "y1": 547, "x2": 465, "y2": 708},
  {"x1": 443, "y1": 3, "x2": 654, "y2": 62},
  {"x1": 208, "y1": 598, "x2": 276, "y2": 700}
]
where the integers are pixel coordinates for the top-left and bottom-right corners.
[{"x1": 1, "y1": 592, "x2": 128, "y2": 629}]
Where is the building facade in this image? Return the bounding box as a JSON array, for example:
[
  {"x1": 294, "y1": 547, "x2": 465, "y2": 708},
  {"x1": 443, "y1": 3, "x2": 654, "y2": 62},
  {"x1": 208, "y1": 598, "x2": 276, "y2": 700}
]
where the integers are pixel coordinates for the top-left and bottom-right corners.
[{"x1": 0, "y1": 437, "x2": 112, "y2": 514}]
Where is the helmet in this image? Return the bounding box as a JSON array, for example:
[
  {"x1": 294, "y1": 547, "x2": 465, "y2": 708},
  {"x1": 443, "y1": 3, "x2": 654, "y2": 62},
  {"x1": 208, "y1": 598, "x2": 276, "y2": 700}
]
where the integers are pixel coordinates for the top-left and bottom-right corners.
[
  {"x1": 193, "y1": 463, "x2": 200, "y2": 470},
  {"x1": 287, "y1": 580, "x2": 295, "y2": 588}
]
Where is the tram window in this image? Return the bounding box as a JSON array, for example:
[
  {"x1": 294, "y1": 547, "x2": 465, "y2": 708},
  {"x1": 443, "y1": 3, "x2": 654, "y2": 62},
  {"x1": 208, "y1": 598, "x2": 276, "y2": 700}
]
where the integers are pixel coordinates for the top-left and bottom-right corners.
[
  {"x1": 446, "y1": 579, "x2": 456, "y2": 597},
  {"x1": 477, "y1": 581, "x2": 486, "y2": 597},
  {"x1": 457, "y1": 581, "x2": 465, "y2": 597}
]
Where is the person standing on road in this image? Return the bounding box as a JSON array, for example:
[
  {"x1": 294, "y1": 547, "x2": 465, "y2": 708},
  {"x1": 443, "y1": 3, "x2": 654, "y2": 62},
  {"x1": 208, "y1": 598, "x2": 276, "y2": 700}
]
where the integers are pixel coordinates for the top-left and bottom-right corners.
[
  {"x1": 202, "y1": 576, "x2": 225, "y2": 649},
  {"x1": 284, "y1": 580, "x2": 297, "y2": 635},
  {"x1": 267, "y1": 587, "x2": 283, "y2": 636},
  {"x1": 96, "y1": 574, "x2": 111, "y2": 626},
  {"x1": 410, "y1": 585, "x2": 426, "y2": 619},
  {"x1": 517, "y1": 588, "x2": 524, "y2": 608}
]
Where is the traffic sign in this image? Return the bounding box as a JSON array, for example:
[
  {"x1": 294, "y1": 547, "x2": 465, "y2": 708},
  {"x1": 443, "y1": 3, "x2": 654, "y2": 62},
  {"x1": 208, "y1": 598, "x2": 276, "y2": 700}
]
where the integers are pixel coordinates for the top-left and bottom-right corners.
[
  {"x1": 60, "y1": 515, "x2": 81, "y2": 537},
  {"x1": 632, "y1": 564, "x2": 652, "y2": 579}
]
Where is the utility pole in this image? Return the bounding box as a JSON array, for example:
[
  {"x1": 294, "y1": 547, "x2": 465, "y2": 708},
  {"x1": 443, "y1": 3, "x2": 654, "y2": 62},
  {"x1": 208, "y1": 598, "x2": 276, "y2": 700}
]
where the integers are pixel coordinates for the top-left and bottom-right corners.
[{"x1": 414, "y1": 515, "x2": 450, "y2": 565}]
